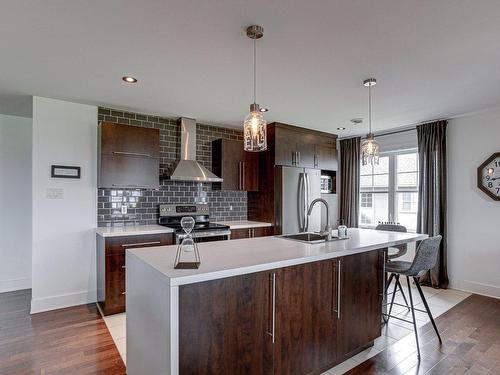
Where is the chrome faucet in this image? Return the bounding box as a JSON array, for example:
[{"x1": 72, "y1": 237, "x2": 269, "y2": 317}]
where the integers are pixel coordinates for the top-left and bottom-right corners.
[{"x1": 307, "y1": 198, "x2": 332, "y2": 241}]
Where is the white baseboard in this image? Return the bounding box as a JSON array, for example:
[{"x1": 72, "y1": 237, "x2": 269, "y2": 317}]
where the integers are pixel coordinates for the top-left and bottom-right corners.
[
  {"x1": 0, "y1": 277, "x2": 31, "y2": 293},
  {"x1": 30, "y1": 289, "x2": 97, "y2": 314},
  {"x1": 450, "y1": 280, "x2": 500, "y2": 300}
]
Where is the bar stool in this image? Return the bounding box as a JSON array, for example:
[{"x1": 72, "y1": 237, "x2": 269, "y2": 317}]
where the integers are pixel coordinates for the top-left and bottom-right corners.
[
  {"x1": 383, "y1": 235, "x2": 443, "y2": 359},
  {"x1": 376, "y1": 222, "x2": 410, "y2": 310}
]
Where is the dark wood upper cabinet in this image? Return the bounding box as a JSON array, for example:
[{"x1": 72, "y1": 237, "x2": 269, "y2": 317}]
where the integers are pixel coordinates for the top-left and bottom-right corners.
[
  {"x1": 274, "y1": 260, "x2": 337, "y2": 374},
  {"x1": 273, "y1": 123, "x2": 337, "y2": 170},
  {"x1": 179, "y1": 270, "x2": 274, "y2": 375},
  {"x1": 98, "y1": 122, "x2": 160, "y2": 189},
  {"x1": 336, "y1": 250, "x2": 383, "y2": 361},
  {"x1": 212, "y1": 138, "x2": 259, "y2": 191}
]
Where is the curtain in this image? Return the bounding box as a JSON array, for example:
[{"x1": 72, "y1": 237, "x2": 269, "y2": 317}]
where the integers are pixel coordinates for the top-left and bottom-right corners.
[
  {"x1": 417, "y1": 120, "x2": 449, "y2": 288},
  {"x1": 339, "y1": 137, "x2": 361, "y2": 228}
]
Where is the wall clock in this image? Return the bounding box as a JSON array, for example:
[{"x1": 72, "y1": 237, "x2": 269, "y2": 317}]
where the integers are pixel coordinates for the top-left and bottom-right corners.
[{"x1": 477, "y1": 152, "x2": 500, "y2": 201}]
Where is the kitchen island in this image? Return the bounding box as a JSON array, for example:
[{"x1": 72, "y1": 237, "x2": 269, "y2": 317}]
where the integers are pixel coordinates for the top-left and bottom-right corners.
[{"x1": 126, "y1": 228, "x2": 427, "y2": 375}]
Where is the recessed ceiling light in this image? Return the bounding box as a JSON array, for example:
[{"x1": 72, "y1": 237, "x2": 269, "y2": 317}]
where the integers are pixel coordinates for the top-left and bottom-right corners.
[
  {"x1": 122, "y1": 76, "x2": 138, "y2": 84},
  {"x1": 260, "y1": 107, "x2": 269, "y2": 112},
  {"x1": 337, "y1": 127, "x2": 346, "y2": 130},
  {"x1": 350, "y1": 118, "x2": 363, "y2": 125}
]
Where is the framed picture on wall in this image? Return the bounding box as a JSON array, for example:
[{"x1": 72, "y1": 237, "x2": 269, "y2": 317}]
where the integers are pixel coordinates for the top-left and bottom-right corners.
[{"x1": 51, "y1": 165, "x2": 81, "y2": 179}]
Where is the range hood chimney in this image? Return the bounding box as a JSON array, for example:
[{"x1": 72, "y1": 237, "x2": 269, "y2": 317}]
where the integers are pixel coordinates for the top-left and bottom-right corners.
[{"x1": 169, "y1": 117, "x2": 223, "y2": 182}]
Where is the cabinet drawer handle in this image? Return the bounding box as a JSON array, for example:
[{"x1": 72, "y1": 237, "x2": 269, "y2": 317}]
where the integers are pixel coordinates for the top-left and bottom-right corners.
[
  {"x1": 238, "y1": 162, "x2": 243, "y2": 190},
  {"x1": 122, "y1": 265, "x2": 126, "y2": 269},
  {"x1": 270, "y1": 273, "x2": 276, "y2": 343},
  {"x1": 242, "y1": 161, "x2": 246, "y2": 189},
  {"x1": 121, "y1": 241, "x2": 161, "y2": 248},
  {"x1": 333, "y1": 260, "x2": 341, "y2": 319},
  {"x1": 121, "y1": 291, "x2": 126, "y2": 295},
  {"x1": 112, "y1": 151, "x2": 152, "y2": 158}
]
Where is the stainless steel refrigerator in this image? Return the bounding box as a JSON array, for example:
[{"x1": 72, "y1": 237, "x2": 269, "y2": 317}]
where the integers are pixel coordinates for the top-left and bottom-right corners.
[{"x1": 278, "y1": 166, "x2": 322, "y2": 235}]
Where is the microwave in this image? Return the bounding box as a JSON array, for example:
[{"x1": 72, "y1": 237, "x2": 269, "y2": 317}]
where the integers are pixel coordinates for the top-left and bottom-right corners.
[{"x1": 320, "y1": 175, "x2": 333, "y2": 194}]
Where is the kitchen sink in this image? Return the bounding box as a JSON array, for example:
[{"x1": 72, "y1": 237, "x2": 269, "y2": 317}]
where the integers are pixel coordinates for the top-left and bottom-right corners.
[{"x1": 280, "y1": 232, "x2": 329, "y2": 244}]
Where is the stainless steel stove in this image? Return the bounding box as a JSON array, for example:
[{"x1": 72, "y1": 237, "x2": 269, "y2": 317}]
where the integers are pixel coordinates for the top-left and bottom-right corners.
[{"x1": 158, "y1": 204, "x2": 231, "y2": 243}]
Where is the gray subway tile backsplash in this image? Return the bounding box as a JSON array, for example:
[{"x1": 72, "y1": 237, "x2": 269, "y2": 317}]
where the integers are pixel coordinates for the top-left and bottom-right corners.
[{"x1": 97, "y1": 107, "x2": 246, "y2": 227}]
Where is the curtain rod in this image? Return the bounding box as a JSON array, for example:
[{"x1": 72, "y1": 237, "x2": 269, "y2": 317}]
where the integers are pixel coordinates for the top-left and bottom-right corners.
[{"x1": 338, "y1": 117, "x2": 447, "y2": 141}]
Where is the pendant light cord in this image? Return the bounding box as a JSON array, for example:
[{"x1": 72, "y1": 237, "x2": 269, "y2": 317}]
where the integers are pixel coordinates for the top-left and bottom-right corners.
[
  {"x1": 368, "y1": 84, "x2": 372, "y2": 134},
  {"x1": 253, "y1": 37, "x2": 257, "y2": 105}
]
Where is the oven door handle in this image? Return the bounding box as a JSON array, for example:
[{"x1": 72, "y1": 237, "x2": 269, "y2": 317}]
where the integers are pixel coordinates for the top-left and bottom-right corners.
[{"x1": 176, "y1": 230, "x2": 231, "y2": 240}]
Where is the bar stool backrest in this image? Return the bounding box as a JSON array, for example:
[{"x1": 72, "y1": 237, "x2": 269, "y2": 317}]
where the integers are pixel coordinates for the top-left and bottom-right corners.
[
  {"x1": 376, "y1": 222, "x2": 407, "y2": 259},
  {"x1": 406, "y1": 235, "x2": 442, "y2": 277}
]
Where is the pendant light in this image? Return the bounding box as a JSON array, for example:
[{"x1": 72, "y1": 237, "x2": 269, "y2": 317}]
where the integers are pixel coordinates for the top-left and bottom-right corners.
[
  {"x1": 243, "y1": 25, "x2": 267, "y2": 152},
  {"x1": 361, "y1": 78, "x2": 380, "y2": 165}
]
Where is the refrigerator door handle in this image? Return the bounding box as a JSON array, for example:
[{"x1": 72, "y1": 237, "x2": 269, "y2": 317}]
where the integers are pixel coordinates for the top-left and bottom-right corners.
[
  {"x1": 304, "y1": 173, "x2": 310, "y2": 232},
  {"x1": 298, "y1": 172, "x2": 305, "y2": 232}
]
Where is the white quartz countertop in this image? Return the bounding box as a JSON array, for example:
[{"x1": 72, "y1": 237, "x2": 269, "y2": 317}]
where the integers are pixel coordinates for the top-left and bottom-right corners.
[
  {"x1": 96, "y1": 224, "x2": 174, "y2": 238},
  {"x1": 213, "y1": 220, "x2": 273, "y2": 229},
  {"x1": 127, "y1": 228, "x2": 427, "y2": 286}
]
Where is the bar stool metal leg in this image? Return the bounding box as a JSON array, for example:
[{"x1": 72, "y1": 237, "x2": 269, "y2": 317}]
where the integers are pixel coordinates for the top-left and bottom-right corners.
[
  {"x1": 385, "y1": 273, "x2": 394, "y2": 294},
  {"x1": 395, "y1": 276, "x2": 410, "y2": 310},
  {"x1": 406, "y1": 276, "x2": 420, "y2": 359},
  {"x1": 386, "y1": 274, "x2": 400, "y2": 323},
  {"x1": 413, "y1": 276, "x2": 442, "y2": 343}
]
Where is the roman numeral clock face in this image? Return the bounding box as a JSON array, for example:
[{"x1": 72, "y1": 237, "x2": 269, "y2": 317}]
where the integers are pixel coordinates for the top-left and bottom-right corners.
[{"x1": 478, "y1": 153, "x2": 500, "y2": 201}]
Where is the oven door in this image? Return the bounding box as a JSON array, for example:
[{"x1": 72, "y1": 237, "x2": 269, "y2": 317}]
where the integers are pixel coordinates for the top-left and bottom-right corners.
[{"x1": 175, "y1": 230, "x2": 231, "y2": 244}]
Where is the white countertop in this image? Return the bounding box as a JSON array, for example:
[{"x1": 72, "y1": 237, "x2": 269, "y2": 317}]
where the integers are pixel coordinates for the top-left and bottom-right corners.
[
  {"x1": 96, "y1": 224, "x2": 174, "y2": 238},
  {"x1": 127, "y1": 228, "x2": 427, "y2": 286},
  {"x1": 213, "y1": 220, "x2": 273, "y2": 229}
]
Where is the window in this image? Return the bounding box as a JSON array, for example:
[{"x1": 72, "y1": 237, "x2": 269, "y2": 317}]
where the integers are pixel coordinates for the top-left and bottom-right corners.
[
  {"x1": 359, "y1": 151, "x2": 419, "y2": 231},
  {"x1": 360, "y1": 193, "x2": 373, "y2": 208}
]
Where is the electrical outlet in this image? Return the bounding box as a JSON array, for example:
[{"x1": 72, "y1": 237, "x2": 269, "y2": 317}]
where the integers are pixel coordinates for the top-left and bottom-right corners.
[
  {"x1": 46, "y1": 188, "x2": 64, "y2": 199},
  {"x1": 121, "y1": 205, "x2": 128, "y2": 214}
]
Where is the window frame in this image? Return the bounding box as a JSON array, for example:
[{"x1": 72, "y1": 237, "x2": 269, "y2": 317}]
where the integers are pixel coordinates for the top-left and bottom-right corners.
[{"x1": 359, "y1": 148, "x2": 419, "y2": 232}]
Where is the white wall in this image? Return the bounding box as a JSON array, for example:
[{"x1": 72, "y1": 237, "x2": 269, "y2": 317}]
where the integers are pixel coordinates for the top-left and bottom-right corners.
[
  {"x1": 0, "y1": 114, "x2": 32, "y2": 292},
  {"x1": 31, "y1": 97, "x2": 97, "y2": 313},
  {"x1": 448, "y1": 108, "x2": 500, "y2": 298}
]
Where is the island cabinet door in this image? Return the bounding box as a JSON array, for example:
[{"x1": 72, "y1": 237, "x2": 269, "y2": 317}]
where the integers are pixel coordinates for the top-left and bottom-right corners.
[
  {"x1": 179, "y1": 271, "x2": 274, "y2": 375},
  {"x1": 336, "y1": 250, "x2": 384, "y2": 361},
  {"x1": 273, "y1": 260, "x2": 337, "y2": 375}
]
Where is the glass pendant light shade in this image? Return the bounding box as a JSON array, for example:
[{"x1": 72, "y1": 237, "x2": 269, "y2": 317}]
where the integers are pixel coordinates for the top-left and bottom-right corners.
[
  {"x1": 244, "y1": 103, "x2": 267, "y2": 151},
  {"x1": 361, "y1": 78, "x2": 380, "y2": 166},
  {"x1": 361, "y1": 133, "x2": 380, "y2": 166}
]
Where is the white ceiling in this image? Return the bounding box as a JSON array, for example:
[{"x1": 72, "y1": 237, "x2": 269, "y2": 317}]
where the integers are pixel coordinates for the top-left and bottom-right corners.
[{"x1": 1, "y1": 0, "x2": 500, "y2": 136}]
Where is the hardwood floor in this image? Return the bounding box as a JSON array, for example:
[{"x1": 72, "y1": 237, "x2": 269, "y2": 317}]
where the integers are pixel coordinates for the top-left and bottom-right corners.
[
  {"x1": 0, "y1": 289, "x2": 125, "y2": 375},
  {"x1": 346, "y1": 294, "x2": 500, "y2": 374},
  {"x1": 1, "y1": 289, "x2": 499, "y2": 374}
]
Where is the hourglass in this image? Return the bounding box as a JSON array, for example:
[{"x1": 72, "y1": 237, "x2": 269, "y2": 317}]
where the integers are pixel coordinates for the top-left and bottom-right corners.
[{"x1": 174, "y1": 216, "x2": 201, "y2": 269}]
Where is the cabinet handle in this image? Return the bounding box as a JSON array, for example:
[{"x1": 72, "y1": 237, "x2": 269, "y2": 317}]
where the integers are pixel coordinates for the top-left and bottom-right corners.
[
  {"x1": 122, "y1": 265, "x2": 126, "y2": 269},
  {"x1": 121, "y1": 291, "x2": 126, "y2": 295},
  {"x1": 121, "y1": 241, "x2": 161, "y2": 248},
  {"x1": 333, "y1": 260, "x2": 341, "y2": 319},
  {"x1": 252, "y1": 228, "x2": 255, "y2": 237},
  {"x1": 112, "y1": 151, "x2": 152, "y2": 158},
  {"x1": 297, "y1": 151, "x2": 301, "y2": 165},
  {"x1": 314, "y1": 154, "x2": 318, "y2": 168},
  {"x1": 380, "y1": 250, "x2": 386, "y2": 298},
  {"x1": 111, "y1": 184, "x2": 151, "y2": 188},
  {"x1": 268, "y1": 272, "x2": 276, "y2": 343},
  {"x1": 291, "y1": 151, "x2": 296, "y2": 165}
]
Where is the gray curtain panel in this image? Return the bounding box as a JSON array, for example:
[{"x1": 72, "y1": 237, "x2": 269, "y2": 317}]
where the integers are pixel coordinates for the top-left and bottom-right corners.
[
  {"x1": 339, "y1": 137, "x2": 361, "y2": 228},
  {"x1": 416, "y1": 120, "x2": 449, "y2": 288}
]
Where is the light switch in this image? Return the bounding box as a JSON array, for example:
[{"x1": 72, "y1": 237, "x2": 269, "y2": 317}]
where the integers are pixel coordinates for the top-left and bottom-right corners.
[{"x1": 46, "y1": 188, "x2": 64, "y2": 199}]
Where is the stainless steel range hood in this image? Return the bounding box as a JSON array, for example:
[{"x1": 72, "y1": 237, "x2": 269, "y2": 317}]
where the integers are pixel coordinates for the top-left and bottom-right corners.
[{"x1": 169, "y1": 117, "x2": 223, "y2": 182}]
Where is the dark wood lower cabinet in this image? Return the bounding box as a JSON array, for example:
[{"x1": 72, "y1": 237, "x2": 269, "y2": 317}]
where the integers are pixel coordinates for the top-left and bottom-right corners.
[
  {"x1": 179, "y1": 271, "x2": 274, "y2": 375},
  {"x1": 274, "y1": 261, "x2": 337, "y2": 375},
  {"x1": 97, "y1": 233, "x2": 173, "y2": 315},
  {"x1": 230, "y1": 226, "x2": 274, "y2": 240},
  {"x1": 336, "y1": 250, "x2": 384, "y2": 361},
  {"x1": 178, "y1": 250, "x2": 383, "y2": 375}
]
